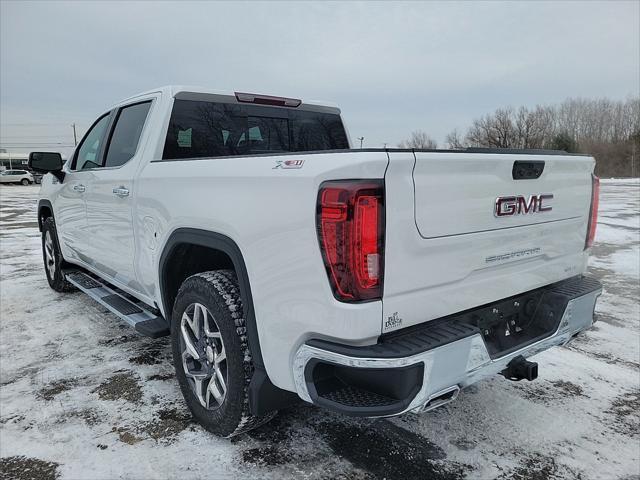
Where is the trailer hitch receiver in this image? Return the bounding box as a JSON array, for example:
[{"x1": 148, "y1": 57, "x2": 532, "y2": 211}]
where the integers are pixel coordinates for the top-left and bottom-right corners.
[{"x1": 501, "y1": 355, "x2": 538, "y2": 381}]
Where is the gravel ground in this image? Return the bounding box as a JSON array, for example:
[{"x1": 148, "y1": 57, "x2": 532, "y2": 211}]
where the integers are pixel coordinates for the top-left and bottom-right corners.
[{"x1": 0, "y1": 180, "x2": 638, "y2": 480}]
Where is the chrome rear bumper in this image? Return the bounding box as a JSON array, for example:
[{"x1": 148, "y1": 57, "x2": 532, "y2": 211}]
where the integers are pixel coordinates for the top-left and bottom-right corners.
[{"x1": 292, "y1": 277, "x2": 602, "y2": 417}]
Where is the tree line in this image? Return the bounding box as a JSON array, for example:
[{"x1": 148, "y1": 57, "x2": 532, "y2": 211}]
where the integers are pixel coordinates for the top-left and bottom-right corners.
[{"x1": 398, "y1": 97, "x2": 639, "y2": 177}]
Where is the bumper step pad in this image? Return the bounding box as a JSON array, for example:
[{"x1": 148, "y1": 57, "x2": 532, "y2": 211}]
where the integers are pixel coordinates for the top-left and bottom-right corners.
[
  {"x1": 65, "y1": 270, "x2": 169, "y2": 338},
  {"x1": 322, "y1": 386, "x2": 397, "y2": 408},
  {"x1": 308, "y1": 275, "x2": 603, "y2": 360}
]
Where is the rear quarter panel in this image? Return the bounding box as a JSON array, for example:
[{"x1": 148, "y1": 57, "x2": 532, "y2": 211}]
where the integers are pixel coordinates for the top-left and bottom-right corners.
[{"x1": 137, "y1": 151, "x2": 389, "y2": 391}]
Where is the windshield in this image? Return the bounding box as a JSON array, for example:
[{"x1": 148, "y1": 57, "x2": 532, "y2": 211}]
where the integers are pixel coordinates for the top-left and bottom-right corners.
[{"x1": 163, "y1": 99, "x2": 349, "y2": 160}]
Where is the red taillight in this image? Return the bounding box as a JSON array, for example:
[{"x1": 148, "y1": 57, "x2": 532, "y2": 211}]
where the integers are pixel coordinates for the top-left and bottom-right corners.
[
  {"x1": 586, "y1": 175, "x2": 600, "y2": 249},
  {"x1": 317, "y1": 180, "x2": 385, "y2": 302}
]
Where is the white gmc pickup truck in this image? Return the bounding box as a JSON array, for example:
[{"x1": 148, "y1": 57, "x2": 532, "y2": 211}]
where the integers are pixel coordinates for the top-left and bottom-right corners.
[{"x1": 30, "y1": 86, "x2": 602, "y2": 437}]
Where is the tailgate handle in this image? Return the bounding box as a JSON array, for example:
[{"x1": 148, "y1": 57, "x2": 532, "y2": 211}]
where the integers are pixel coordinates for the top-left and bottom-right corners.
[{"x1": 512, "y1": 161, "x2": 544, "y2": 180}]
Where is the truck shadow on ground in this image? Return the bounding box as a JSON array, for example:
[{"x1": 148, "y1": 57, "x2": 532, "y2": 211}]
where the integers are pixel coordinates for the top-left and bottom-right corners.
[{"x1": 239, "y1": 405, "x2": 470, "y2": 480}]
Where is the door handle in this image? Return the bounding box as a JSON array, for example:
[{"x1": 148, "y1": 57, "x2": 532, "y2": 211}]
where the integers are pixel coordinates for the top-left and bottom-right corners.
[
  {"x1": 112, "y1": 186, "x2": 130, "y2": 198},
  {"x1": 73, "y1": 184, "x2": 86, "y2": 193}
]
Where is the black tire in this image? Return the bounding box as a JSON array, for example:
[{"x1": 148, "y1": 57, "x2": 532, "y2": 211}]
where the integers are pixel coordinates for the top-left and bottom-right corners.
[
  {"x1": 21, "y1": 178, "x2": 29, "y2": 185},
  {"x1": 41, "y1": 217, "x2": 75, "y2": 292},
  {"x1": 171, "y1": 270, "x2": 276, "y2": 437}
]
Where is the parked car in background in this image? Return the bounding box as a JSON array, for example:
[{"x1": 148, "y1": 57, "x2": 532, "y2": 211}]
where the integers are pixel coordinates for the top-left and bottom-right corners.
[{"x1": 0, "y1": 169, "x2": 34, "y2": 185}]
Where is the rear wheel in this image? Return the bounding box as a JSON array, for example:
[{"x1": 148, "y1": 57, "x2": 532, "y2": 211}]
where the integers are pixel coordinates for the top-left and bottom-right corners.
[
  {"x1": 171, "y1": 270, "x2": 276, "y2": 437},
  {"x1": 21, "y1": 178, "x2": 29, "y2": 186},
  {"x1": 41, "y1": 217, "x2": 74, "y2": 292}
]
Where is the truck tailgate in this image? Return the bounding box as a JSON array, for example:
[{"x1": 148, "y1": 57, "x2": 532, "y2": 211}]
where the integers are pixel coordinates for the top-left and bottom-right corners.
[{"x1": 382, "y1": 150, "x2": 595, "y2": 333}]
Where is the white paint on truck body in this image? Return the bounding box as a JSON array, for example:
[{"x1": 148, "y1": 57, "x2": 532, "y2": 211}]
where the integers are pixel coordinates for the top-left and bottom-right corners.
[{"x1": 38, "y1": 86, "x2": 596, "y2": 392}]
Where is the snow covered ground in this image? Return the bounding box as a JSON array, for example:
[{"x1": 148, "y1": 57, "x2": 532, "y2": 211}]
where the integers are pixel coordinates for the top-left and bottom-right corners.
[{"x1": 0, "y1": 181, "x2": 638, "y2": 480}]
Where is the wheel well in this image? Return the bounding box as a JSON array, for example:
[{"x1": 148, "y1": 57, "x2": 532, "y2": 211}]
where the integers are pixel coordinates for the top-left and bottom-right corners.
[
  {"x1": 38, "y1": 205, "x2": 53, "y2": 231},
  {"x1": 158, "y1": 229, "x2": 299, "y2": 415},
  {"x1": 162, "y1": 243, "x2": 234, "y2": 319}
]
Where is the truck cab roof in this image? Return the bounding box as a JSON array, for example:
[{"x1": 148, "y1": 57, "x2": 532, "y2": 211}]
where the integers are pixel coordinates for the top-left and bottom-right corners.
[{"x1": 114, "y1": 85, "x2": 341, "y2": 114}]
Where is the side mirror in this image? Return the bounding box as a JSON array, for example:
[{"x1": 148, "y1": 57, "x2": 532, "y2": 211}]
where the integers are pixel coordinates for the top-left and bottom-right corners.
[{"x1": 28, "y1": 152, "x2": 65, "y2": 182}]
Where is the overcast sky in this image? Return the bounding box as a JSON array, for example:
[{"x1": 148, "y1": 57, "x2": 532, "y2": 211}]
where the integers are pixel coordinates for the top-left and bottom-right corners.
[{"x1": 1, "y1": 0, "x2": 638, "y2": 154}]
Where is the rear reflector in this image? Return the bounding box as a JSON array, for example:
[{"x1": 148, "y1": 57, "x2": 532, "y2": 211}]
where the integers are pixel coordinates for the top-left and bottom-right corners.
[
  {"x1": 317, "y1": 180, "x2": 385, "y2": 302},
  {"x1": 585, "y1": 174, "x2": 600, "y2": 249},
  {"x1": 234, "y1": 92, "x2": 302, "y2": 108}
]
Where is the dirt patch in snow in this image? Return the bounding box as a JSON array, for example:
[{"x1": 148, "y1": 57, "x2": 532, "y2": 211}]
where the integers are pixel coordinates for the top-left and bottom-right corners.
[
  {"x1": 36, "y1": 378, "x2": 80, "y2": 401},
  {"x1": 0, "y1": 456, "x2": 60, "y2": 480},
  {"x1": 141, "y1": 407, "x2": 193, "y2": 442},
  {"x1": 98, "y1": 334, "x2": 141, "y2": 347},
  {"x1": 128, "y1": 346, "x2": 166, "y2": 365},
  {"x1": 242, "y1": 445, "x2": 293, "y2": 467},
  {"x1": 148, "y1": 372, "x2": 175, "y2": 381},
  {"x1": 113, "y1": 426, "x2": 144, "y2": 445},
  {"x1": 317, "y1": 419, "x2": 469, "y2": 480},
  {"x1": 0, "y1": 414, "x2": 26, "y2": 426},
  {"x1": 92, "y1": 372, "x2": 142, "y2": 403},
  {"x1": 522, "y1": 380, "x2": 587, "y2": 404},
  {"x1": 56, "y1": 408, "x2": 102, "y2": 427},
  {"x1": 550, "y1": 380, "x2": 587, "y2": 397},
  {"x1": 607, "y1": 389, "x2": 640, "y2": 437},
  {"x1": 498, "y1": 453, "x2": 582, "y2": 480}
]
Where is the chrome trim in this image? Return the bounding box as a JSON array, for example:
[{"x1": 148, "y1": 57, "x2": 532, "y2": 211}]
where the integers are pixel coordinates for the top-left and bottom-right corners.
[
  {"x1": 292, "y1": 289, "x2": 601, "y2": 417},
  {"x1": 112, "y1": 186, "x2": 130, "y2": 197},
  {"x1": 415, "y1": 385, "x2": 460, "y2": 413}
]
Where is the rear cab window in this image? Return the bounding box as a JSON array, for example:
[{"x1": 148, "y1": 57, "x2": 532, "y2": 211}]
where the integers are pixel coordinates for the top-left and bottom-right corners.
[
  {"x1": 71, "y1": 100, "x2": 152, "y2": 171},
  {"x1": 162, "y1": 99, "x2": 349, "y2": 160},
  {"x1": 104, "y1": 101, "x2": 152, "y2": 168}
]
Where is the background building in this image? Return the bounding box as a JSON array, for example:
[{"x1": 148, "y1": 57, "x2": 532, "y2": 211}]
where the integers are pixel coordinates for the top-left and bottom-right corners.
[{"x1": 0, "y1": 152, "x2": 29, "y2": 171}]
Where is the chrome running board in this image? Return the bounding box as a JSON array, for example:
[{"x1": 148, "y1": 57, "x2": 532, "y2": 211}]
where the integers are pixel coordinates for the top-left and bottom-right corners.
[{"x1": 65, "y1": 270, "x2": 169, "y2": 338}]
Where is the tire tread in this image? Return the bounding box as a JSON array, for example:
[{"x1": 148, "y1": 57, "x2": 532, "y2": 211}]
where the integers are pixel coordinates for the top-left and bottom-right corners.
[{"x1": 173, "y1": 270, "x2": 275, "y2": 437}]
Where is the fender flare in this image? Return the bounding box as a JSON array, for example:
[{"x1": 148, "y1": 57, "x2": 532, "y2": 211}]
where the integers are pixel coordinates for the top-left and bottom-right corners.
[
  {"x1": 37, "y1": 199, "x2": 55, "y2": 232},
  {"x1": 158, "y1": 228, "x2": 265, "y2": 369},
  {"x1": 158, "y1": 228, "x2": 298, "y2": 415}
]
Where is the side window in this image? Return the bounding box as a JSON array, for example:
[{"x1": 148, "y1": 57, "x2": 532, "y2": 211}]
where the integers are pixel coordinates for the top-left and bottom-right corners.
[
  {"x1": 104, "y1": 101, "x2": 152, "y2": 168},
  {"x1": 74, "y1": 114, "x2": 111, "y2": 171}
]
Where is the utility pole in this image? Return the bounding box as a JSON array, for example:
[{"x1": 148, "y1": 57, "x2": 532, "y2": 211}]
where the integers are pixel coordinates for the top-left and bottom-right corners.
[
  {"x1": 71, "y1": 123, "x2": 77, "y2": 146},
  {"x1": 357, "y1": 136, "x2": 364, "y2": 149}
]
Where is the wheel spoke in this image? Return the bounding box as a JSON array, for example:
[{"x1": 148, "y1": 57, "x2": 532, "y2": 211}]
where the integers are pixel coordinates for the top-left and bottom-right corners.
[
  {"x1": 193, "y1": 376, "x2": 207, "y2": 407},
  {"x1": 208, "y1": 375, "x2": 225, "y2": 404},
  {"x1": 187, "y1": 306, "x2": 202, "y2": 340},
  {"x1": 215, "y1": 346, "x2": 226, "y2": 365},
  {"x1": 215, "y1": 367, "x2": 227, "y2": 395},
  {"x1": 181, "y1": 314, "x2": 201, "y2": 360},
  {"x1": 204, "y1": 310, "x2": 220, "y2": 338}
]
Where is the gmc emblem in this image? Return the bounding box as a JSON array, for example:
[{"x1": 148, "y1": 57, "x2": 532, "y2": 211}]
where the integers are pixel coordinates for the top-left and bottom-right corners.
[{"x1": 495, "y1": 194, "x2": 553, "y2": 217}]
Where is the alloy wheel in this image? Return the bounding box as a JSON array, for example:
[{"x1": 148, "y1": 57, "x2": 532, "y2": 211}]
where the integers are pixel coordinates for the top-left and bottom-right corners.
[
  {"x1": 180, "y1": 302, "x2": 228, "y2": 410},
  {"x1": 44, "y1": 231, "x2": 56, "y2": 279}
]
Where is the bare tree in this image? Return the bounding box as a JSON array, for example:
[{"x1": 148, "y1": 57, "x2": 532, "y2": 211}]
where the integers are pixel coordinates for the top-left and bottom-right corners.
[
  {"x1": 398, "y1": 130, "x2": 438, "y2": 149},
  {"x1": 445, "y1": 129, "x2": 465, "y2": 149},
  {"x1": 451, "y1": 96, "x2": 639, "y2": 176}
]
